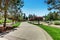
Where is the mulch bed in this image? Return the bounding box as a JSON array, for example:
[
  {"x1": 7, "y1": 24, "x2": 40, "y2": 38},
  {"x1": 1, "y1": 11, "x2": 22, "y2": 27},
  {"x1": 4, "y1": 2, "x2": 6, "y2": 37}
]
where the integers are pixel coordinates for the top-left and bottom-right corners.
[{"x1": 0, "y1": 26, "x2": 13, "y2": 33}]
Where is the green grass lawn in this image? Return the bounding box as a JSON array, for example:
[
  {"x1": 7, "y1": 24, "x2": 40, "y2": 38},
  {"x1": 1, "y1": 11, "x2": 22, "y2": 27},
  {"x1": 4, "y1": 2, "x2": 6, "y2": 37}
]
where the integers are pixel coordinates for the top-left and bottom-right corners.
[
  {"x1": 0, "y1": 20, "x2": 3, "y2": 24},
  {"x1": 12, "y1": 22, "x2": 21, "y2": 28},
  {"x1": 0, "y1": 19, "x2": 12, "y2": 24},
  {"x1": 36, "y1": 24, "x2": 60, "y2": 40},
  {"x1": 6, "y1": 19, "x2": 12, "y2": 23}
]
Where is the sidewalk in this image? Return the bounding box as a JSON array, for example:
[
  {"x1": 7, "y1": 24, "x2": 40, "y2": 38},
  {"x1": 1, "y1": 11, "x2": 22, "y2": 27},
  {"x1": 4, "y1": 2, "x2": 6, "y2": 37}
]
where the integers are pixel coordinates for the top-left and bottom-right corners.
[
  {"x1": 3, "y1": 22, "x2": 53, "y2": 40},
  {"x1": 41, "y1": 22, "x2": 60, "y2": 28},
  {"x1": 0, "y1": 38, "x2": 8, "y2": 40}
]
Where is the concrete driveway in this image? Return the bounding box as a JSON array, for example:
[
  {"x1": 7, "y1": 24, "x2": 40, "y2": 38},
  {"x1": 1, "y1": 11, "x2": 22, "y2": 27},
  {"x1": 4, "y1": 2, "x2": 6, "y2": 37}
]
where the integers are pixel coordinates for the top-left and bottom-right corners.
[{"x1": 3, "y1": 22, "x2": 53, "y2": 40}]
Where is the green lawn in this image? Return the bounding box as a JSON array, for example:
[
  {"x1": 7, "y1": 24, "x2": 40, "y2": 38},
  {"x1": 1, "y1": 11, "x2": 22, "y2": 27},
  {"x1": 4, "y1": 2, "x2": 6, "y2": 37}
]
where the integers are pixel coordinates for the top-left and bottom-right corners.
[
  {"x1": 36, "y1": 24, "x2": 60, "y2": 40},
  {"x1": 12, "y1": 22, "x2": 21, "y2": 28},
  {"x1": 0, "y1": 20, "x2": 3, "y2": 24},
  {"x1": 6, "y1": 19, "x2": 12, "y2": 23},
  {"x1": 0, "y1": 19, "x2": 12, "y2": 24}
]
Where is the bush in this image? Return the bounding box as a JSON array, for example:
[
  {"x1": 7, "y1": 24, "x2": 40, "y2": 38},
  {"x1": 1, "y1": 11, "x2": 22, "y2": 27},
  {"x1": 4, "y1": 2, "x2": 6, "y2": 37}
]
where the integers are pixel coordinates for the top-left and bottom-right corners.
[
  {"x1": 54, "y1": 22, "x2": 60, "y2": 25},
  {"x1": 12, "y1": 22, "x2": 20, "y2": 28}
]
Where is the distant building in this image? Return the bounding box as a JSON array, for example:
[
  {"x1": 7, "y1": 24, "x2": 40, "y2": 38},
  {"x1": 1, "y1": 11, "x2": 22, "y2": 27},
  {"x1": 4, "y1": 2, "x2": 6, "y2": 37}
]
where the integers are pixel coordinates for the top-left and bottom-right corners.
[{"x1": 29, "y1": 16, "x2": 43, "y2": 21}]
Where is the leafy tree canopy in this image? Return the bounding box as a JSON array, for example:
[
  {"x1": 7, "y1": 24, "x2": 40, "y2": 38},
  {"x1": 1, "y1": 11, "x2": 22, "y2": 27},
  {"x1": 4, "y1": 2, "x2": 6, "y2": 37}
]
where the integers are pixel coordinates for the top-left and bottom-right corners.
[{"x1": 45, "y1": 0, "x2": 60, "y2": 11}]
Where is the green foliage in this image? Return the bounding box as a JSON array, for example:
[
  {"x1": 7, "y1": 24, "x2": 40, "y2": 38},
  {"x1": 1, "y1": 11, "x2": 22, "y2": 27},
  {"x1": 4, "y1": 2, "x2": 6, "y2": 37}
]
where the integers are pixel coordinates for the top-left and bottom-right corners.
[
  {"x1": 12, "y1": 22, "x2": 20, "y2": 28},
  {"x1": 45, "y1": 11, "x2": 59, "y2": 21},
  {"x1": 45, "y1": 12, "x2": 53, "y2": 21},
  {"x1": 28, "y1": 14, "x2": 33, "y2": 19},
  {"x1": 0, "y1": 0, "x2": 24, "y2": 27},
  {"x1": 0, "y1": 20, "x2": 4, "y2": 24},
  {"x1": 46, "y1": 0, "x2": 60, "y2": 11},
  {"x1": 37, "y1": 24, "x2": 60, "y2": 40},
  {"x1": 9, "y1": 0, "x2": 24, "y2": 21},
  {"x1": 0, "y1": 21, "x2": 3, "y2": 24}
]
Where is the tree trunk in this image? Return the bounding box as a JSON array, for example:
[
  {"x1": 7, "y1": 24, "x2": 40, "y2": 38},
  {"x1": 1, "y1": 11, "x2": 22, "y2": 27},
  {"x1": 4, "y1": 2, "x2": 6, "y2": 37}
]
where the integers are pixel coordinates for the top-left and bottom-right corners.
[
  {"x1": 3, "y1": 10, "x2": 7, "y2": 27},
  {"x1": 38, "y1": 20, "x2": 40, "y2": 25},
  {"x1": 3, "y1": 0, "x2": 8, "y2": 27}
]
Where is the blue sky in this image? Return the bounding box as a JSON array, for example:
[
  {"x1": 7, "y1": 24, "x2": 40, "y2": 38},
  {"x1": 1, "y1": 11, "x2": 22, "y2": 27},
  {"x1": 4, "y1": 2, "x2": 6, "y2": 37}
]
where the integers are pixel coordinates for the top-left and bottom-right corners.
[{"x1": 22, "y1": 0, "x2": 50, "y2": 16}]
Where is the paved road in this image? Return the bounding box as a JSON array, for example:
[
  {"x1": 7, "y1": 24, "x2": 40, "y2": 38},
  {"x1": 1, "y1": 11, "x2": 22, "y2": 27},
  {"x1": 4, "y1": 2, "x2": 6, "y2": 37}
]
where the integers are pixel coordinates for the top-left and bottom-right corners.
[{"x1": 3, "y1": 22, "x2": 53, "y2": 40}]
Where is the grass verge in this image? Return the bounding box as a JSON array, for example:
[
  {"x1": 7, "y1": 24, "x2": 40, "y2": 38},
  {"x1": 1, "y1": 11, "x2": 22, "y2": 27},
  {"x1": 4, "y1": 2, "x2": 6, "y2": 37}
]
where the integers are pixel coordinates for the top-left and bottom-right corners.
[
  {"x1": 12, "y1": 22, "x2": 21, "y2": 28},
  {"x1": 36, "y1": 24, "x2": 60, "y2": 40}
]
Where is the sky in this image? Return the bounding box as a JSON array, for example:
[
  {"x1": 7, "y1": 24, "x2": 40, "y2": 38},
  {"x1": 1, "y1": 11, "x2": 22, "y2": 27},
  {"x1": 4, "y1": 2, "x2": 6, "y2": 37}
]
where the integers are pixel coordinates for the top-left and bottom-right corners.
[{"x1": 22, "y1": 0, "x2": 50, "y2": 17}]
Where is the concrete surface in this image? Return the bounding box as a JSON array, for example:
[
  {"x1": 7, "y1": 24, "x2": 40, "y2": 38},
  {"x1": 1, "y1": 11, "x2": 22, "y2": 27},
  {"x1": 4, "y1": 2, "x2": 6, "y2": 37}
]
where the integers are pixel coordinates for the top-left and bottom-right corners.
[{"x1": 3, "y1": 22, "x2": 53, "y2": 40}]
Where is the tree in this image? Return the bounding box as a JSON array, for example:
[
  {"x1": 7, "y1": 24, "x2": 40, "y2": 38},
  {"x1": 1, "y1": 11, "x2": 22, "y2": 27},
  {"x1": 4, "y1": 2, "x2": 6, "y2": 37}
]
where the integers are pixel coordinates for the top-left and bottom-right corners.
[
  {"x1": 53, "y1": 11, "x2": 58, "y2": 20},
  {"x1": 45, "y1": 0, "x2": 60, "y2": 11},
  {"x1": 45, "y1": 11, "x2": 59, "y2": 21},
  {"x1": 45, "y1": 0, "x2": 60, "y2": 21},
  {"x1": 1, "y1": 0, "x2": 9, "y2": 28},
  {"x1": 9, "y1": 0, "x2": 24, "y2": 22},
  {"x1": 45, "y1": 12, "x2": 53, "y2": 21},
  {"x1": 34, "y1": 17, "x2": 43, "y2": 24},
  {"x1": 0, "y1": 0, "x2": 24, "y2": 28},
  {"x1": 28, "y1": 14, "x2": 33, "y2": 19},
  {"x1": 23, "y1": 13, "x2": 26, "y2": 19}
]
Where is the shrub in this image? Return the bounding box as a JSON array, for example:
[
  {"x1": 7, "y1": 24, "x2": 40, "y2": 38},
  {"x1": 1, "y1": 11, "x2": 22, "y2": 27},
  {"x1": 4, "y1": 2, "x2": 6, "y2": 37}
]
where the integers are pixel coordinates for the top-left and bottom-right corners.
[{"x1": 54, "y1": 22, "x2": 60, "y2": 25}]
